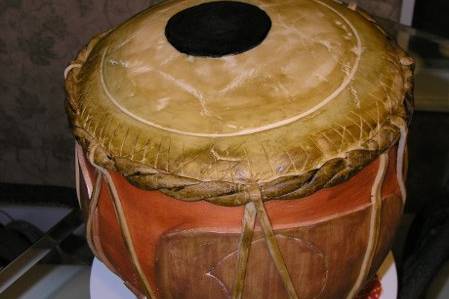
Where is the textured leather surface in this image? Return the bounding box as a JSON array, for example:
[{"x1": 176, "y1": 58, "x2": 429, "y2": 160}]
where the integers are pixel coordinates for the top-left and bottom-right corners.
[{"x1": 65, "y1": 0, "x2": 414, "y2": 205}]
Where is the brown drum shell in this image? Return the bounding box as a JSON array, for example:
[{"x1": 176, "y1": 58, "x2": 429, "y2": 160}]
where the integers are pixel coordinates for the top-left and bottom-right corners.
[{"x1": 77, "y1": 146, "x2": 403, "y2": 299}]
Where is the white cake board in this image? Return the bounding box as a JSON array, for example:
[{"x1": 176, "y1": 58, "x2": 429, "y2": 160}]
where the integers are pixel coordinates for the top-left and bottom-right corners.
[{"x1": 90, "y1": 252, "x2": 398, "y2": 299}]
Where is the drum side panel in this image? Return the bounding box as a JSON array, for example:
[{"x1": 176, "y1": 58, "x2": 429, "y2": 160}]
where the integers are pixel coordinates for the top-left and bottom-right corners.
[
  {"x1": 155, "y1": 207, "x2": 372, "y2": 299},
  {"x1": 366, "y1": 142, "x2": 403, "y2": 281},
  {"x1": 96, "y1": 182, "x2": 143, "y2": 293},
  {"x1": 367, "y1": 194, "x2": 403, "y2": 279},
  {"x1": 81, "y1": 146, "x2": 402, "y2": 298}
]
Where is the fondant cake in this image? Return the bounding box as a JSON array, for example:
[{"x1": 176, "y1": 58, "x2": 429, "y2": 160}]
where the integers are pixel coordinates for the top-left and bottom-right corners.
[{"x1": 65, "y1": 0, "x2": 414, "y2": 298}]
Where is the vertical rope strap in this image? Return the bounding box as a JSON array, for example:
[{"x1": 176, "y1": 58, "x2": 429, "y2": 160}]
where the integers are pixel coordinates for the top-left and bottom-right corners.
[
  {"x1": 85, "y1": 172, "x2": 103, "y2": 257},
  {"x1": 101, "y1": 169, "x2": 156, "y2": 299},
  {"x1": 87, "y1": 172, "x2": 116, "y2": 272},
  {"x1": 346, "y1": 152, "x2": 389, "y2": 299},
  {"x1": 74, "y1": 145, "x2": 82, "y2": 208},
  {"x1": 252, "y1": 195, "x2": 299, "y2": 299},
  {"x1": 83, "y1": 145, "x2": 150, "y2": 298},
  {"x1": 233, "y1": 185, "x2": 298, "y2": 299},
  {"x1": 78, "y1": 144, "x2": 115, "y2": 272},
  {"x1": 391, "y1": 117, "x2": 408, "y2": 204},
  {"x1": 232, "y1": 201, "x2": 257, "y2": 299}
]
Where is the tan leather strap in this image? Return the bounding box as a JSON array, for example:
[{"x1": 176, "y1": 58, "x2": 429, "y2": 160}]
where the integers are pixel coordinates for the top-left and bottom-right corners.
[
  {"x1": 232, "y1": 185, "x2": 298, "y2": 299},
  {"x1": 346, "y1": 152, "x2": 389, "y2": 298},
  {"x1": 232, "y1": 201, "x2": 257, "y2": 299},
  {"x1": 81, "y1": 141, "x2": 156, "y2": 299}
]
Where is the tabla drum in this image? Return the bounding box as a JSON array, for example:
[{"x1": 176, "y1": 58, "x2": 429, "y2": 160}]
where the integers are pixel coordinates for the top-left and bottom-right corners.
[{"x1": 64, "y1": 1, "x2": 414, "y2": 298}]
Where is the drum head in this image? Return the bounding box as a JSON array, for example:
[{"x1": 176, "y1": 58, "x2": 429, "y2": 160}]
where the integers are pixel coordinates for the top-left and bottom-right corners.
[{"x1": 65, "y1": 0, "x2": 413, "y2": 205}]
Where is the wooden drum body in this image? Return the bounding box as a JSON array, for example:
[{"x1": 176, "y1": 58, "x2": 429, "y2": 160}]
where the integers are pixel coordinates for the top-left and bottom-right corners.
[
  {"x1": 76, "y1": 144, "x2": 405, "y2": 299},
  {"x1": 65, "y1": 0, "x2": 414, "y2": 298}
]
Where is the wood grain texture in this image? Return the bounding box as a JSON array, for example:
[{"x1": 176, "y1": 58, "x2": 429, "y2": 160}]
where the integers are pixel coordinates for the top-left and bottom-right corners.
[
  {"x1": 78, "y1": 146, "x2": 403, "y2": 298},
  {"x1": 367, "y1": 194, "x2": 403, "y2": 279},
  {"x1": 155, "y1": 194, "x2": 403, "y2": 299},
  {"x1": 156, "y1": 207, "x2": 371, "y2": 299}
]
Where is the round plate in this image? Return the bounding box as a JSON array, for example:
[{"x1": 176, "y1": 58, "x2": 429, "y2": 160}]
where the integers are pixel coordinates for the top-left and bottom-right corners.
[
  {"x1": 90, "y1": 252, "x2": 398, "y2": 299},
  {"x1": 378, "y1": 252, "x2": 398, "y2": 299}
]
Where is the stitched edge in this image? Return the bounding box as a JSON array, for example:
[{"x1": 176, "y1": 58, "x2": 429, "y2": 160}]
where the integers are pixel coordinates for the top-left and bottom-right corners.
[{"x1": 64, "y1": 21, "x2": 414, "y2": 207}]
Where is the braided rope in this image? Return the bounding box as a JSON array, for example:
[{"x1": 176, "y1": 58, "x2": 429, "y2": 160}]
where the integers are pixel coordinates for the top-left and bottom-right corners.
[{"x1": 64, "y1": 22, "x2": 414, "y2": 207}]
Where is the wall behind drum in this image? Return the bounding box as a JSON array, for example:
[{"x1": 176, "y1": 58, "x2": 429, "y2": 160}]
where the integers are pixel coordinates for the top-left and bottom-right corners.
[
  {"x1": 0, "y1": 0, "x2": 407, "y2": 189},
  {"x1": 0, "y1": 0, "x2": 163, "y2": 187}
]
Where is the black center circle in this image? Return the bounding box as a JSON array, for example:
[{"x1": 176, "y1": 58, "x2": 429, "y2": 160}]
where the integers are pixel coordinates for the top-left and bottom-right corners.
[{"x1": 165, "y1": 1, "x2": 272, "y2": 57}]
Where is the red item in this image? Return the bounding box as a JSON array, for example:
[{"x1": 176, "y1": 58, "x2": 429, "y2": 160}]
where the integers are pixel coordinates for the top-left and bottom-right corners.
[{"x1": 356, "y1": 276, "x2": 382, "y2": 299}]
